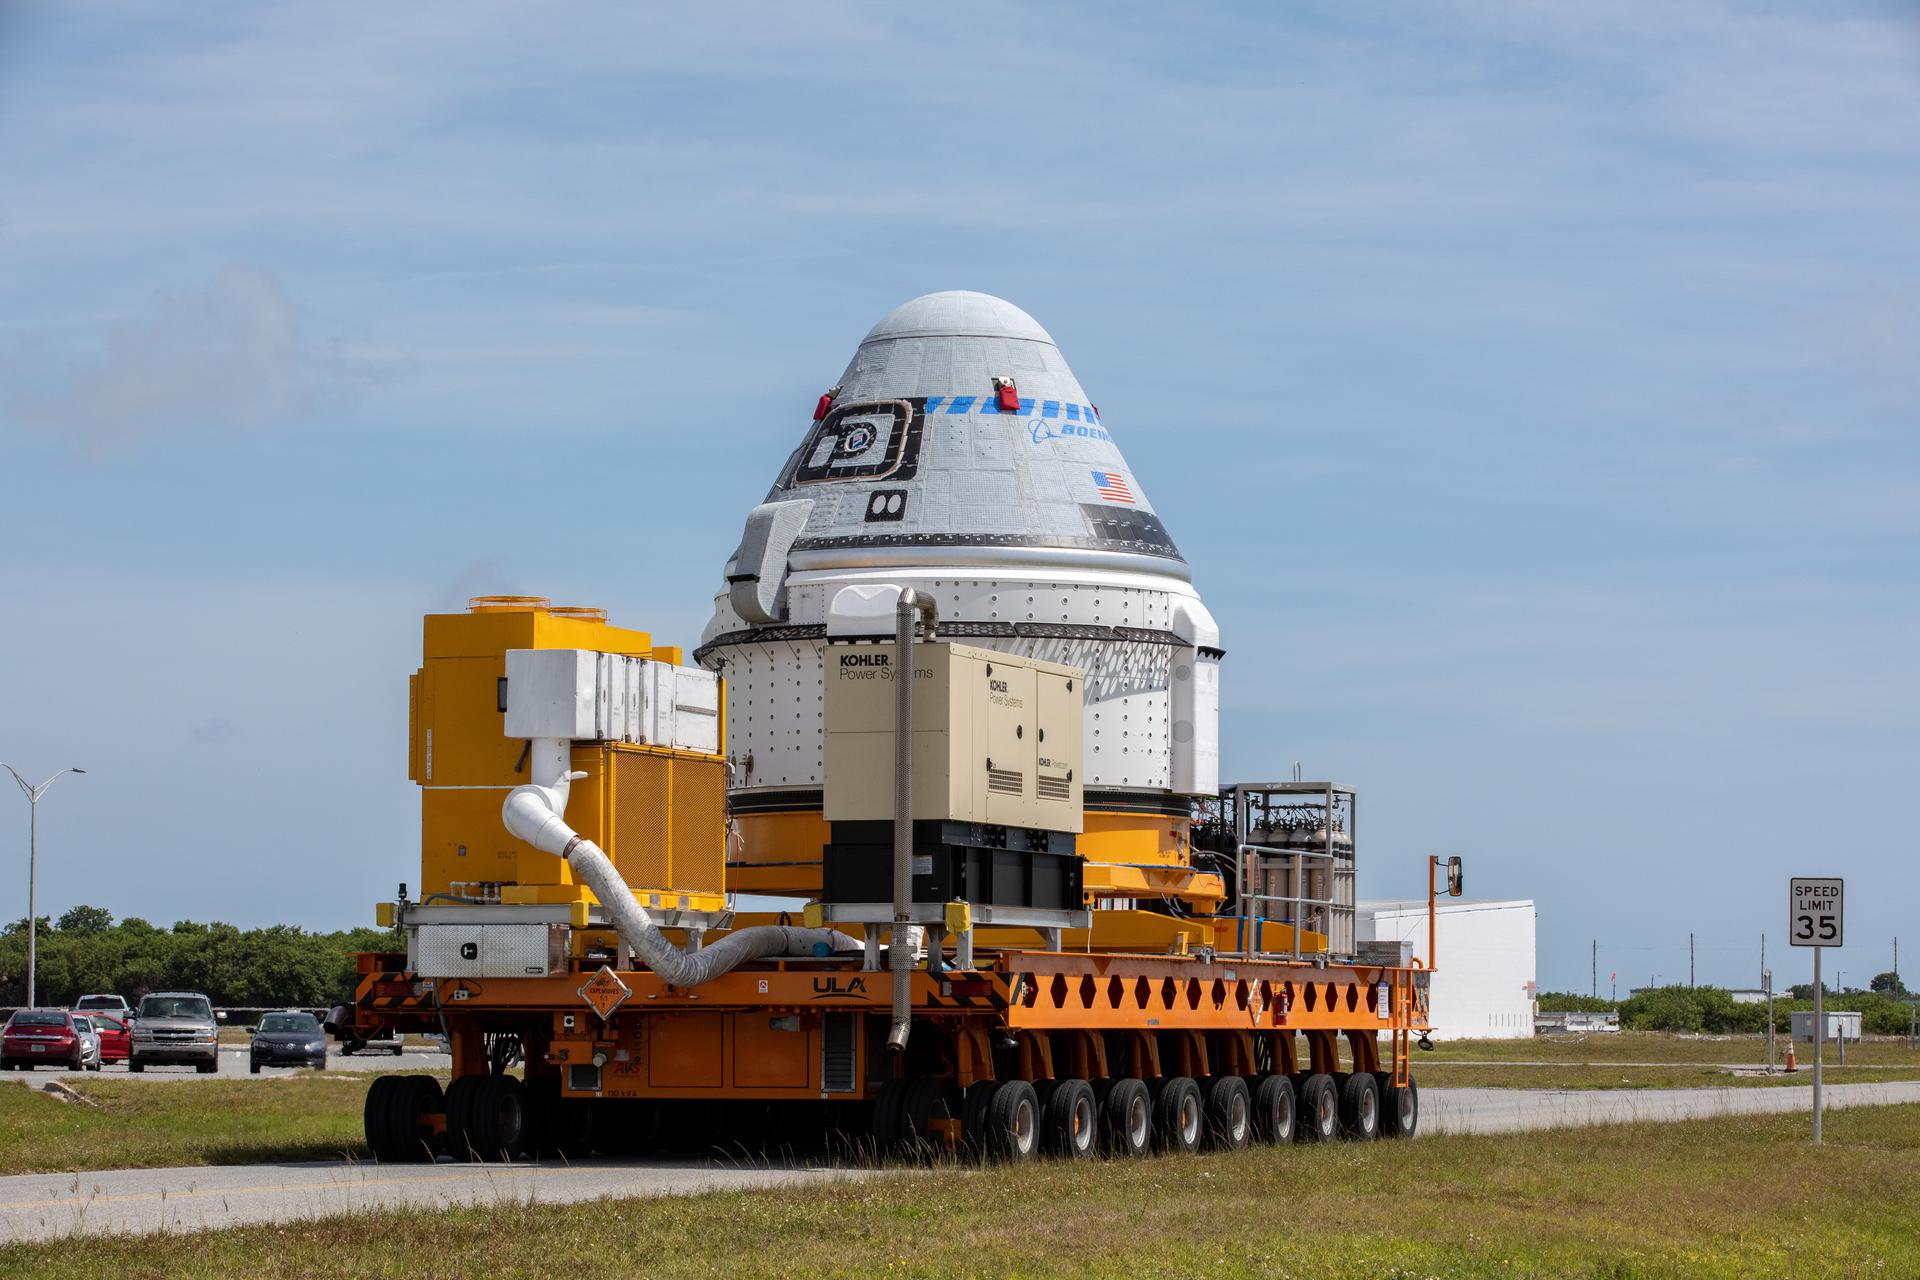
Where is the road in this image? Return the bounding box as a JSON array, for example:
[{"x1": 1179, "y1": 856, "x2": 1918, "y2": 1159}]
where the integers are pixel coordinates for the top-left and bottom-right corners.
[
  {"x1": 1419, "y1": 1078, "x2": 1920, "y2": 1134},
  {"x1": 7, "y1": 1045, "x2": 446, "y2": 1081},
  {"x1": 1, "y1": 1080, "x2": 1915, "y2": 1242}
]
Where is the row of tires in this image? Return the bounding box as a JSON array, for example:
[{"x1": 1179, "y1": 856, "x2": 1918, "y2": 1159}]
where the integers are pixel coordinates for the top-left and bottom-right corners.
[
  {"x1": 879, "y1": 1068, "x2": 1416, "y2": 1163},
  {"x1": 364, "y1": 1070, "x2": 1417, "y2": 1164}
]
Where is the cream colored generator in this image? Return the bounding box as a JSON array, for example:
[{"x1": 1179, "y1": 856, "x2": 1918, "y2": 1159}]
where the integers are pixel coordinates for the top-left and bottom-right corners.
[{"x1": 824, "y1": 641, "x2": 1083, "y2": 833}]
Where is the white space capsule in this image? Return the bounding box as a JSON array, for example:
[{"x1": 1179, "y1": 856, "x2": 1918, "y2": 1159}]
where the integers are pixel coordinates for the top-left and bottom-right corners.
[{"x1": 698, "y1": 291, "x2": 1220, "y2": 892}]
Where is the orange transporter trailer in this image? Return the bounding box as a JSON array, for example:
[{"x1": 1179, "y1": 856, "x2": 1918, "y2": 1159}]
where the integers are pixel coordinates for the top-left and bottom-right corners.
[{"x1": 341, "y1": 598, "x2": 1449, "y2": 1163}]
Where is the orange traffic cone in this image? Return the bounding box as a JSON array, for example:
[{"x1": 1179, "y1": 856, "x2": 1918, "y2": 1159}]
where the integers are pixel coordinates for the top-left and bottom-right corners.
[{"x1": 1785, "y1": 1040, "x2": 1798, "y2": 1073}]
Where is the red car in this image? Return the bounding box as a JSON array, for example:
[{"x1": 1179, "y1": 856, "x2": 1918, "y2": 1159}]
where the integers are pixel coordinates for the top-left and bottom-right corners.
[
  {"x1": 89, "y1": 1012, "x2": 132, "y2": 1065},
  {"x1": 1, "y1": 1009, "x2": 86, "y2": 1070}
]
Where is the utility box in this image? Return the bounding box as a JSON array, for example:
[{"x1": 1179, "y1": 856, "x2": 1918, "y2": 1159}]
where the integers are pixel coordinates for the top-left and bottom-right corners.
[
  {"x1": 823, "y1": 641, "x2": 1082, "y2": 832},
  {"x1": 408, "y1": 597, "x2": 727, "y2": 915},
  {"x1": 410, "y1": 922, "x2": 570, "y2": 978}
]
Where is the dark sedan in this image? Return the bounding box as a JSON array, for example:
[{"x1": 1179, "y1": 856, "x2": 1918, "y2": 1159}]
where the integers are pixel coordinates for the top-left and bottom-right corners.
[{"x1": 249, "y1": 1011, "x2": 328, "y2": 1072}]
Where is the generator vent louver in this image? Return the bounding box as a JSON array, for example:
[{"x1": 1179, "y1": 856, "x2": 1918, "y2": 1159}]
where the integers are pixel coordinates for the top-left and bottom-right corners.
[
  {"x1": 986, "y1": 767, "x2": 1023, "y2": 795},
  {"x1": 821, "y1": 1012, "x2": 859, "y2": 1093},
  {"x1": 1037, "y1": 774, "x2": 1072, "y2": 801}
]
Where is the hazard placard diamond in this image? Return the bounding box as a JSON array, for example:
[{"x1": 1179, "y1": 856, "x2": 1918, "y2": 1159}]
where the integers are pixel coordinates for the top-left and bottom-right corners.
[{"x1": 579, "y1": 966, "x2": 631, "y2": 1021}]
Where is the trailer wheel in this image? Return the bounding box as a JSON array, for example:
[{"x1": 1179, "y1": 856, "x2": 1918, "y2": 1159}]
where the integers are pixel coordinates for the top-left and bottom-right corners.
[
  {"x1": 1042, "y1": 1078, "x2": 1098, "y2": 1160},
  {"x1": 983, "y1": 1079, "x2": 1040, "y2": 1163},
  {"x1": 462, "y1": 1074, "x2": 529, "y2": 1160},
  {"x1": 1338, "y1": 1070, "x2": 1380, "y2": 1141},
  {"x1": 592, "y1": 1100, "x2": 662, "y2": 1157},
  {"x1": 1250, "y1": 1073, "x2": 1296, "y2": 1145},
  {"x1": 386, "y1": 1075, "x2": 444, "y2": 1162},
  {"x1": 959, "y1": 1080, "x2": 998, "y2": 1158},
  {"x1": 442, "y1": 1075, "x2": 484, "y2": 1160},
  {"x1": 1295, "y1": 1073, "x2": 1338, "y2": 1143},
  {"x1": 901, "y1": 1078, "x2": 959, "y2": 1159},
  {"x1": 1375, "y1": 1072, "x2": 1418, "y2": 1138},
  {"x1": 363, "y1": 1075, "x2": 402, "y2": 1161},
  {"x1": 872, "y1": 1079, "x2": 910, "y2": 1158},
  {"x1": 527, "y1": 1077, "x2": 594, "y2": 1159},
  {"x1": 1102, "y1": 1078, "x2": 1152, "y2": 1158},
  {"x1": 1202, "y1": 1076, "x2": 1251, "y2": 1151},
  {"x1": 1152, "y1": 1077, "x2": 1204, "y2": 1154}
]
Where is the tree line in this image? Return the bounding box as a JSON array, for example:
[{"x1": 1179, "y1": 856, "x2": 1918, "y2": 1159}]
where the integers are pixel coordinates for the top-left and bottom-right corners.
[
  {"x1": 1539, "y1": 978, "x2": 1917, "y2": 1036},
  {"x1": 0, "y1": 906, "x2": 402, "y2": 1008}
]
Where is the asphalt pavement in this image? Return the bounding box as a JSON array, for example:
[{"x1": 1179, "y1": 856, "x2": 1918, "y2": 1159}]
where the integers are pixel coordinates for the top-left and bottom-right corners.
[
  {"x1": 1, "y1": 1080, "x2": 1915, "y2": 1243},
  {"x1": 6, "y1": 1045, "x2": 446, "y2": 1082}
]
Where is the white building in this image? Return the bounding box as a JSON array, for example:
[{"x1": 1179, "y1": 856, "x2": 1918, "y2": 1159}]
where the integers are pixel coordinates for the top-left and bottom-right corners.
[{"x1": 1358, "y1": 898, "x2": 1537, "y2": 1040}]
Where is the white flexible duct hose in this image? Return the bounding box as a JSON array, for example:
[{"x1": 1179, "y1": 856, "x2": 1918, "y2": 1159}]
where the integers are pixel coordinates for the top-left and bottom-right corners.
[{"x1": 502, "y1": 763, "x2": 856, "y2": 986}]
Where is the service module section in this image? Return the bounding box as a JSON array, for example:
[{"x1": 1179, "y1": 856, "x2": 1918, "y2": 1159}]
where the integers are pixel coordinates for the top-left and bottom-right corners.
[{"x1": 1788, "y1": 877, "x2": 1844, "y2": 948}]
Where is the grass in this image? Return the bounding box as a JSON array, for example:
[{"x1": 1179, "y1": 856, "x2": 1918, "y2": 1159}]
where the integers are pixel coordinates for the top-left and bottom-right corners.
[
  {"x1": 0, "y1": 1075, "x2": 385, "y2": 1173},
  {"x1": 0, "y1": 1103, "x2": 1915, "y2": 1278}
]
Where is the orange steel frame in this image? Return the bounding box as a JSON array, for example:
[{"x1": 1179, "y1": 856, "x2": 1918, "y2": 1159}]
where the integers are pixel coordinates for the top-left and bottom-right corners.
[{"x1": 353, "y1": 942, "x2": 1431, "y2": 1106}]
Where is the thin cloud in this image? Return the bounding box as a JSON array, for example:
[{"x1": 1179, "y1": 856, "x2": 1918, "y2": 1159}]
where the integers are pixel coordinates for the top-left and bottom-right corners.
[{"x1": 6, "y1": 266, "x2": 392, "y2": 454}]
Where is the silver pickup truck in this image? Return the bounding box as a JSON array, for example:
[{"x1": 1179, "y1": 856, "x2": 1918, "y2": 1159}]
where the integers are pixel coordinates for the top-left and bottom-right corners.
[{"x1": 129, "y1": 991, "x2": 220, "y2": 1073}]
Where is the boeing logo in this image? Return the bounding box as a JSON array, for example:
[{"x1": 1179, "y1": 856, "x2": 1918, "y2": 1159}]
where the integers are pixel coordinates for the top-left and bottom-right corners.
[{"x1": 1029, "y1": 419, "x2": 1112, "y2": 445}]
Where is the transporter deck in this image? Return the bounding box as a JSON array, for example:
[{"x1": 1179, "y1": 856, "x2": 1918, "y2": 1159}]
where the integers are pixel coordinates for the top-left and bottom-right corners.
[{"x1": 349, "y1": 930, "x2": 1433, "y2": 1162}]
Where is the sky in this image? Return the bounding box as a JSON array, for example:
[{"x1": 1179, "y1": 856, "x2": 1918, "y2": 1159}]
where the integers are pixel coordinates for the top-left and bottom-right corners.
[{"x1": 0, "y1": 2, "x2": 1915, "y2": 996}]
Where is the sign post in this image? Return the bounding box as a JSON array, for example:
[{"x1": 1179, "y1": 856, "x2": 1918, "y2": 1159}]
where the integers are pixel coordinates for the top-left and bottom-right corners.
[{"x1": 1789, "y1": 877, "x2": 1844, "y2": 1144}]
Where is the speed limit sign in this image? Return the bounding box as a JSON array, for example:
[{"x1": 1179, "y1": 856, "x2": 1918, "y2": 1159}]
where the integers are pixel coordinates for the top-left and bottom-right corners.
[{"x1": 1789, "y1": 878, "x2": 1844, "y2": 948}]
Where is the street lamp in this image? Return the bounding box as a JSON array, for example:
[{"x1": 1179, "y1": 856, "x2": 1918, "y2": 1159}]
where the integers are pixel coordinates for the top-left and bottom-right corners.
[{"x1": 4, "y1": 765, "x2": 86, "y2": 1008}]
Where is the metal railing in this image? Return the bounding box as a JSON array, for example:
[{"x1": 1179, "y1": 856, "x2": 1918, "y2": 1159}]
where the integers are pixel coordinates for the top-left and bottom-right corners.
[{"x1": 1235, "y1": 843, "x2": 1339, "y2": 962}]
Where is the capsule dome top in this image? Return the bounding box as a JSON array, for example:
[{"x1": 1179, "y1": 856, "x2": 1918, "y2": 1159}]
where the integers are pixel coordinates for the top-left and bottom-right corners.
[{"x1": 859, "y1": 290, "x2": 1056, "y2": 347}]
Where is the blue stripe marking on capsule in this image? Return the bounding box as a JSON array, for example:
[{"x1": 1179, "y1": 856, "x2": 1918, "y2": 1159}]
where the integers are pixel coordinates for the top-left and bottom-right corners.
[
  {"x1": 1086, "y1": 404, "x2": 1099, "y2": 423},
  {"x1": 976, "y1": 392, "x2": 1000, "y2": 414},
  {"x1": 946, "y1": 395, "x2": 976, "y2": 414},
  {"x1": 923, "y1": 396, "x2": 945, "y2": 413},
  {"x1": 1041, "y1": 400, "x2": 1060, "y2": 418},
  {"x1": 1064, "y1": 403, "x2": 1080, "y2": 421}
]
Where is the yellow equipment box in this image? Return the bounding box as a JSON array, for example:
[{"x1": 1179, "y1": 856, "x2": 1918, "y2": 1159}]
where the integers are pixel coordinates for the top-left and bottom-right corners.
[{"x1": 408, "y1": 596, "x2": 726, "y2": 912}]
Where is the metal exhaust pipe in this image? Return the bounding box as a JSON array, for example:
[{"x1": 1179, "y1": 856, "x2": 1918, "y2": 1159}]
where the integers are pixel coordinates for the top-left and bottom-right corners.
[{"x1": 888, "y1": 588, "x2": 937, "y2": 1052}]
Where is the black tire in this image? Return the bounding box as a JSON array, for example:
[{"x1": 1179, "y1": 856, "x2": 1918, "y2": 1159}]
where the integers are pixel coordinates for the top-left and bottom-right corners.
[
  {"x1": 196, "y1": 1059, "x2": 217, "y2": 1075},
  {"x1": 442, "y1": 1074, "x2": 486, "y2": 1160},
  {"x1": 959, "y1": 1080, "x2": 998, "y2": 1158},
  {"x1": 900, "y1": 1077, "x2": 958, "y2": 1159},
  {"x1": 592, "y1": 1099, "x2": 661, "y2": 1156},
  {"x1": 363, "y1": 1074, "x2": 402, "y2": 1161},
  {"x1": 1203, "y1": 1075, "x2": 1251, "y2": 1151},
  {"x1": 1338, "y1": 1070, "x2": 1380, "y2": 1141},
  {"x1": 872, "y1": 1079, "x2": 910, "y2": 1158},
  {"x1": 526, "y1": 1077, "x2": 594, "y2": 1159},
  {"x1": 1102, "y1": 1078, "x2": 1152, "y2": 1158},
  {"x1": 1152, "y1": 1076, "x2": 1204, "y2": 1154},
  {"x1": 128, "y1": 1060, "x2": 143, "y2": 1073},
  {"x1": 465, "y1": 1074, "x2": 529, "y2": 1161},
  {"x1": 1042, "y1": 1078, "x2": 1098, "y2": 1160},
  {"x1": 1251, "y1": 1074, "x2": 1296, "y2": 1145},
  {"x1": 249, "y1": 1061, "x2": 261, "y2": 1075},
  {"x1": 1296, "y1": 1073, "x2": 1338, "y2": 1143},
  {"x1": 983, "y1": 1079, "x2": 1040, "y2": 1163},
  {"x1": 1376, "y1": 1071, "x2": 1418, "y2": 1138},
  {"x1": 386, "y1": 1075, "x2": 445, "y2": 1162}
]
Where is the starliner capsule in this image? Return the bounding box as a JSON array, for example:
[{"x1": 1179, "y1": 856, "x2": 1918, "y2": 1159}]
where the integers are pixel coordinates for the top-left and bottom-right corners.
[{"x1": 698, "y1": 291, "x2": 1221, "y2": 903}]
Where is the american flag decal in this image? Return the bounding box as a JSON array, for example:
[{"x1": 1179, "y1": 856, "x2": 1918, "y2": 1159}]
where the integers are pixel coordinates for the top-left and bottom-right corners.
[{"x1": 1091, "y1": 470, "x2": 1135, "y2": 504}]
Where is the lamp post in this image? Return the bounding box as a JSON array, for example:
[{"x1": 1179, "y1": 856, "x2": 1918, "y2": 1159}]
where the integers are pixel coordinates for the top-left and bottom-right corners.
[{"x1": 4, "y1": 765, "x2": 87, "y2": 1008}]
